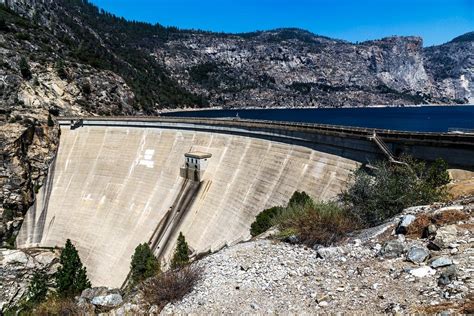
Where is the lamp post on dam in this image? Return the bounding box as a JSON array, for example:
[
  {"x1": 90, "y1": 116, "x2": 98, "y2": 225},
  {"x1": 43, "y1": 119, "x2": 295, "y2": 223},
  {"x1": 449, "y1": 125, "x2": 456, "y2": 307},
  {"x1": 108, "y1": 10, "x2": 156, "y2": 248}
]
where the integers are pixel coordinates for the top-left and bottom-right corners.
[{"x1": 180, "y1": 151, "x2": 212, "y2": 182}]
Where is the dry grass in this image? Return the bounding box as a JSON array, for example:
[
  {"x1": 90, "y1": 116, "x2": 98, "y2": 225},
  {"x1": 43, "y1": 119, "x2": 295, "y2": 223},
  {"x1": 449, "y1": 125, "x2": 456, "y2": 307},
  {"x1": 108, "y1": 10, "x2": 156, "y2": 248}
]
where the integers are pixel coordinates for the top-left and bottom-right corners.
[
  {"x1": 141, "y1": 265, "x2": 203, "y2": 310},
  {"x1": 277, "y1": 203, "x2": 357, "y2": 247},
  {"x1": 433, "y1": 210, "x2": 469, "y2": 225},
  {"x1": 413, "y1": 293, "x2": 474, "y2": 314},
  {"x1": 406, "y1": 214, "x2": 431, "y2": 238},
  {"x1": 34, "y1": 296, "x2": 84, "y2": 316},
  {"x1": 406, "y1": 209, "x2": 470, "y2": 238}
]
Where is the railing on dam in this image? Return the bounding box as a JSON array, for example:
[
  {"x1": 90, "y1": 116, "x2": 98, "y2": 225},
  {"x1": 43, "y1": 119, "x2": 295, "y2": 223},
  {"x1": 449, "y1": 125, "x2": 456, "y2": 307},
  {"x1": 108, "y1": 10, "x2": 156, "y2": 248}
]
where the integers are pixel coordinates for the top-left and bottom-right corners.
[{"x1": 57, "y1": 116, "x2": 474, "y2": 169}]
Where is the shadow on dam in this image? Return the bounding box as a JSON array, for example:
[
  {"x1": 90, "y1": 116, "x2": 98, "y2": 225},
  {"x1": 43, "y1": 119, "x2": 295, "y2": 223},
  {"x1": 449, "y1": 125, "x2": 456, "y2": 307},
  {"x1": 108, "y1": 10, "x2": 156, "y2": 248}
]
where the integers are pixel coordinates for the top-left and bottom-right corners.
[{"x1": 16, "y1": 125, "x2": 359, "y2": 287}]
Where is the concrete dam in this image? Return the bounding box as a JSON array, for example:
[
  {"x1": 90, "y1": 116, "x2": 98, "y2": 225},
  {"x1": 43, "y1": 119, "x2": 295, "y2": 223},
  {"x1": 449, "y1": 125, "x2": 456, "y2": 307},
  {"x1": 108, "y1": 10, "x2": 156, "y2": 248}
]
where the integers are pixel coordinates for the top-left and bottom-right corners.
[{"x1": 16, "y1": 117, "x2": 474, "y2": 287}]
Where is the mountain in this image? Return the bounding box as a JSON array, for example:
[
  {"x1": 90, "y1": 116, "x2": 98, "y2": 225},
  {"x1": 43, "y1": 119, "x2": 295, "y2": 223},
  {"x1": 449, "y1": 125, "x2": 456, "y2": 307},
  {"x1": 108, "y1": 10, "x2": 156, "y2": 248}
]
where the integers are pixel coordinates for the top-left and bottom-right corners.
[{"x1": 1, "y1": 0, "x2": 473, "y2": 119}]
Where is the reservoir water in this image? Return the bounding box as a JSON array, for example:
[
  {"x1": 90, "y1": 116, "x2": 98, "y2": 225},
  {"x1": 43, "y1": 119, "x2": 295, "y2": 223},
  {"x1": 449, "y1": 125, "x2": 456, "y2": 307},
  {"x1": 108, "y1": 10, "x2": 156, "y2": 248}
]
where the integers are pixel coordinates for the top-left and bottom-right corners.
[{"x1": 162, "y1": 105, "x2": 474, "y2": 133}]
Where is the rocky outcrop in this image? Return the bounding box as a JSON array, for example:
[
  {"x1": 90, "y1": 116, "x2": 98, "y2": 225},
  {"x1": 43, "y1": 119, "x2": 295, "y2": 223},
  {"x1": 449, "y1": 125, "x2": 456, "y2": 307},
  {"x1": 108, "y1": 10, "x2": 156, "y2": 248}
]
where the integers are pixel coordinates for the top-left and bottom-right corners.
[
  {"x1": 162, "y1": 198, "x2": 473, "y2": 314},
  {"x1": 0, "y1": 119, "x2": 59, "y2": 247},
  {"x1": 424, "y1": 36, "x2": 474, "y2": 103},
  {"x1": 0, "y1": 248, "x2": 60, "y2": 312}
]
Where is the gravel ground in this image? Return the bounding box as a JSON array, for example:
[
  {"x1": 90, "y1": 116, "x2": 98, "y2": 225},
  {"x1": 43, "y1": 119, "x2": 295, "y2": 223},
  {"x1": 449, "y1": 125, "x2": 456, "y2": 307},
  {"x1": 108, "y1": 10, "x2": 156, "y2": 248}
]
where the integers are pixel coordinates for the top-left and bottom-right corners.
[{"x1": 162, "y1": 203, "x2": 473, "y2": 314}]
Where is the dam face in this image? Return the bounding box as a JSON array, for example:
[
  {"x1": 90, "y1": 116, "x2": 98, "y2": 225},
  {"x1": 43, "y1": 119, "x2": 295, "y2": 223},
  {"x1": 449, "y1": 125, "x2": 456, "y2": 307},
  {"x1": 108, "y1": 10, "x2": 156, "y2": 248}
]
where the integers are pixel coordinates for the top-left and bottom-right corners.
[{"x1": 17, "y1": 126, "x2": 358, "y2": 287}]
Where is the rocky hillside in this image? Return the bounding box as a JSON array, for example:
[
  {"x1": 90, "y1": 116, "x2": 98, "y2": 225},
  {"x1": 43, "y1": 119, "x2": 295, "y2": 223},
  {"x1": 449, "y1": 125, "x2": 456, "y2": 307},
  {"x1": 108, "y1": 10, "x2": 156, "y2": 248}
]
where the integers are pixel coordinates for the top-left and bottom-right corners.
[
  {"x1": 1, "y1": 197, "x2": 472, "y2": 314},
  {"x1": 1, "y1": 0, "x2": 473, "y2": 116},
  {"x1": 162, "y1": 199, "x2": 474, "y2": 314}
]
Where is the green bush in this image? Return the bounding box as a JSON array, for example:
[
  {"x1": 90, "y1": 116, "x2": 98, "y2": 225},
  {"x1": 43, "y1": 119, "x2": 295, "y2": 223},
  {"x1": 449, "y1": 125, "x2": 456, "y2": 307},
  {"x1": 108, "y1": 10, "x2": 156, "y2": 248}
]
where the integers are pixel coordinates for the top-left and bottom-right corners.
[
  {"x1": 19, "y1": 57, "x2": 32, "y2": 80},
  {"x1": 55, "y1": 60, "x2": 68, "y2": 80},
  {"x1": 47, "y1": 114, "x2": 54, "y2": 127},
  {"x1": 27, "y1": 271, "x2": 48, "y2": 305},
  {"x1": 341, "y1": 156, "x2": 450, "y2": 227},
  {"x1": 171, "y1": 232, "x2": 190, "y2": 269},
  {"x1": 55, "y1": 239, "x2": 91, "y2": 297},
  {"x1": 288, "y1": 191, "x2": 312, "y2": 207},
  {"x1": 250, "y1": 206, "x2": 283, "y2": 236},
  {"x1": 130, "y1": 243, "x2": 160, "y2": 283},
  {"x1": 3, "y1": 208, "x2": 14, "y2": 221}
]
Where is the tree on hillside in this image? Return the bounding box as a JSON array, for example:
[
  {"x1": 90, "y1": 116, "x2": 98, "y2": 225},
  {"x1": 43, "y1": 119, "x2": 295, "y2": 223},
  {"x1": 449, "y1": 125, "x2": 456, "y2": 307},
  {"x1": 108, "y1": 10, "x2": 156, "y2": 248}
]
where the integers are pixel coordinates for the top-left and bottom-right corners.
[
  {"x1": 171, "y1": 232, "x2": 189, "y2": 269},
  {"x1": 55, "y1": 239, "x2": 91, "y2": 297},
  {"x1": 288, "y1": 191, "x2": 312, "y2": 207},
  {"x1": 27, "y1": 271, "x2": 48, "y2": 304},
  {"x1": 130, "y1": 243, "x2": 160, "y2": 284},
  {"x1": 19, "y1": 57, "x2": 32, "y2": 80},
  {"x1": 55, "y1": 60, "x2": 68, "y2": 80}
]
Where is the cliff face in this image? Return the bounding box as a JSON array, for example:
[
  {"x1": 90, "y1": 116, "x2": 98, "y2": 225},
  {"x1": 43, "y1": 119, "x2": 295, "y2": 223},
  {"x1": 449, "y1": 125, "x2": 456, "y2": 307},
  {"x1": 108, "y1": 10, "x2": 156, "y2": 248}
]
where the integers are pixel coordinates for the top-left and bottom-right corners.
[
  {"x1": 424, "y1": 34, "x2": 474, "y2": 103},
  {"x1": 1, "y1": 0, "x2": 472, "y2": 114}
]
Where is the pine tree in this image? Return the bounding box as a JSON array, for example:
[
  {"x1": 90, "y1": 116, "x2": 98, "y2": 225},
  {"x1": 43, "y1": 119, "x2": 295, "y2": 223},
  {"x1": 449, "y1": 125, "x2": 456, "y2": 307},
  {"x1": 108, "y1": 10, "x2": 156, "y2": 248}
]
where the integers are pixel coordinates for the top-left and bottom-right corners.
[
  {"x1": 47, "y1": 114, "x2": 54, "y2": 127},
  {"x1": 27, "y1": 271, "x2": 48, "y2": 304},
  {"x1": 130, "y1": 243, "x2": 160, "y2": 283},
  {"x1": 55, "y1": 239, "x2": 91, "y2": 297},
  {"x1": 171, "y1": 232, "x2": 189, "y2": 269},
  {"x1": 19, "y1": 57, "x2": 32, "y2": 80}
]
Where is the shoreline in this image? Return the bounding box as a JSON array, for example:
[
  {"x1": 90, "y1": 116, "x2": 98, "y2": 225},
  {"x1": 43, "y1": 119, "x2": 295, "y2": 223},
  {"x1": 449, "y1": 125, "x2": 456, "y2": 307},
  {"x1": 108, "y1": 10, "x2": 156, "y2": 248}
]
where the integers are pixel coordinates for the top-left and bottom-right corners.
[{"x1": 159, "y1": 103, "x2": 471, "y2": 114}]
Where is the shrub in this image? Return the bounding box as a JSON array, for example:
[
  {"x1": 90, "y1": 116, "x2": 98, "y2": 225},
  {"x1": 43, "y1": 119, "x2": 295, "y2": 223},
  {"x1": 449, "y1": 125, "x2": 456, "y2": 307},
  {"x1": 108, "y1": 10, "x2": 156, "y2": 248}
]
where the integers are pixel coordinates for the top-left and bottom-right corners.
[
  {"x1": 3, "y1": 208, "x2": 15, "y2": 221},
  {"x1": 19, "y1": 57, "x2": 32, "y2": 80},
  {"x1": 34, "y1": 296, "x2": 82, "y2": 316},
  {"x1": 341, "y1": 156, "x2": 450, "y2": 227},
  {"x1": 0, "y1": 17, "x2": 8, "y2": 31},
  {"x1": 273, "y1": 200, "x2": 356, "y2": 246},
  {"x1": 130, "y1": 243, "x2": 160, "y2": 284},
  {"x1": 250, "y1": 206, "x2": 283, "y2": 236},
  {"x1": 288, "y1": 191, "x2": 312, "y2": 207},
  {"x1": 55, "y1": 239, "x2": 91, "y2": 297},
  {"x1": 55, "y1": 60, "x2": 68, "y2": 80},
  {"x1": 141, "y1": 265, "x2": 203, "y2": 309},
  {"x1": 47, "y1": 114, "x2": 54, "y2": 127},
  {"x1": 171, "y1": 232, "x2": 190, "y2": 269}
]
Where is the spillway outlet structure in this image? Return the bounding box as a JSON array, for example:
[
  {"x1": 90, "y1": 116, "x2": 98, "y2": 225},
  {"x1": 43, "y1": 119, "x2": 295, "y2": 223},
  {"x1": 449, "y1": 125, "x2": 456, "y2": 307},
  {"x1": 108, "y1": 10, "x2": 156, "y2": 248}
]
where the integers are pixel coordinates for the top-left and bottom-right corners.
[{"x1": 180, "y1": 151, "x2": 212, "y2": 182}]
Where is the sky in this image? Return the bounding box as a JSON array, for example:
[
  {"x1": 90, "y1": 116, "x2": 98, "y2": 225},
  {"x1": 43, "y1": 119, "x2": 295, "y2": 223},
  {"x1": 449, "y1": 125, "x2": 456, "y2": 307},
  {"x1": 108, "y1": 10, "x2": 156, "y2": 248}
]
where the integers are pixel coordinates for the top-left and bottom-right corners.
[{"x1": 90, "y1": 0, "x2": 474, "y2": 46}]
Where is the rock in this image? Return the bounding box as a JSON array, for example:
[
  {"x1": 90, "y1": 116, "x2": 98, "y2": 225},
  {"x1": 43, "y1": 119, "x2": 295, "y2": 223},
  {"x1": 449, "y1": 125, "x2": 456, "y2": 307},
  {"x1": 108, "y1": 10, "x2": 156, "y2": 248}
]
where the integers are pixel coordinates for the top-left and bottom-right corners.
[
  {"x1": 2, "y1": 250, "x2": 29, "y2": 265},
  {"x1": 396, "y1": 214, "x2": 416, "y2": 234},
  {"x1": 91, "y1": 293, "x2": 123, "y2": 307},
  {"x1": 409, "y1": 266, "x2": 436, "y2": 278},
  {"x1": 81, "y1": 287, "x2": 110, "y2": 300},
  {"x1": 430, "y1": 257, "x2": 453, "y2": 268},
  {"x1": 426, "y1": 224, "x2": 437, "y2": 236},
  {"x1": 317, "y1": 246, "x2": 344, "y2": 259},
  {"x1": 438, "y1": 265, "x2": 457, "y2": 286},
  {"x1": 432, "y1": 225, "x2": 458, "y2": 249},
  {"x1": 34, "y1": 251, "x2": 57, "y2": 266},
  {"x1": 380, "y1": 240, "x2": 406, "y2": 258},
  {"x1": 319, "y1": 301, "x2": 329, "y2": 307},
  {"x1": 284, "y1": 235, "x2": 299, "y2": 244},
  {"x1": 406, "y1": 246, "x2": 430, "y2": 263}
]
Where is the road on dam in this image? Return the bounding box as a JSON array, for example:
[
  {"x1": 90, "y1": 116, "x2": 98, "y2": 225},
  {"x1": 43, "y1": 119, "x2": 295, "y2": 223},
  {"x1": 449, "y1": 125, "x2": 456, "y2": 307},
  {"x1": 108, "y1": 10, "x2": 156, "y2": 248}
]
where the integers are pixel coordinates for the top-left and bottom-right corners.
[{"x1": 17, "y1": 122, "x2": 359, "y2": 287}]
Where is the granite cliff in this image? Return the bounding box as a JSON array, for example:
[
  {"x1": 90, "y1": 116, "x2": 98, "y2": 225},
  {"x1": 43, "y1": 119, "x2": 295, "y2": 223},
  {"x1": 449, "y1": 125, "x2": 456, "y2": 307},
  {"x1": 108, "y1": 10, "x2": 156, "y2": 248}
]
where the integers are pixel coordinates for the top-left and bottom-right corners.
[{"x1": 0, "y1": 0, "x2": 473, "y2": 247}]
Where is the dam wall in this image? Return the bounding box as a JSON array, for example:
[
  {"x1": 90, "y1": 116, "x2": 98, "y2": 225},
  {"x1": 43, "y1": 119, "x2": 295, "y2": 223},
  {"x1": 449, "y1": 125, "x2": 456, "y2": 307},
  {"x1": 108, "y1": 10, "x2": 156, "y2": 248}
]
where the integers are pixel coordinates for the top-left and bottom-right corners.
[{"x1": 17, "y1": 125, "x2": 359, "y2": 287}]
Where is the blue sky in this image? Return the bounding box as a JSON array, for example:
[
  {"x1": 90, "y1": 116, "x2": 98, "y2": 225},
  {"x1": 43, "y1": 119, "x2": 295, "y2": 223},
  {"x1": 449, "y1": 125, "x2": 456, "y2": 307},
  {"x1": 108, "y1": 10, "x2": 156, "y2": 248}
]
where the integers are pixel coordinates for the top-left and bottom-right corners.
[{"x1": 90, "y1": 0, "x2": 474, "y2": 46}]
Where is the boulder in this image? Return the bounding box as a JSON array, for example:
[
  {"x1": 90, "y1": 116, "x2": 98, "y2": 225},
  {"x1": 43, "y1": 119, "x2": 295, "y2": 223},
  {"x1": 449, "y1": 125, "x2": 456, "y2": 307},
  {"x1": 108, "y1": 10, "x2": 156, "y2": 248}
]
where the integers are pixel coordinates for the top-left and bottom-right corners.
[
  {"x1": 438, "y1": 265, "x2": 457, "y2": 286},
  {"x1": 406, "y1": 245, "x2": 430, "y2": 263},
  {"x1": 431, "y1": 225, "x2": 458, "y2": 249},
  {"x1": 2, "y1": 250, "x2": 29, "y2": 265},
  {"x1": 34, "y1": 251, "x2": 57, "y2": 267},
  {"x1": 395, "y1": 214, "x2": 416, "y2": 234},
  {"x1": 316, "y1": 246, "x2": 344, "y2": 259},
  {"x1": 430, "y1": 257, "x2": 453, "y2": 268},
  {"x1": 91, "y1": 293, "x2": 123, "y2": 308},
  {"x1": 409, "y1": 266, "x2": 436, "y2": 278},
  {"x1": 380, "y1": 240, "x2": 406, "y2": 258}
]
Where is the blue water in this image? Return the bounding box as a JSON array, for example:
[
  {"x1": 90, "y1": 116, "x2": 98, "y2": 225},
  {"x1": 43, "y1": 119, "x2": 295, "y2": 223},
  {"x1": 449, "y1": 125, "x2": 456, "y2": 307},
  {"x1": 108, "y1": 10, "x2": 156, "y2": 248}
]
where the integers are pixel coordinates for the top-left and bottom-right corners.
[{"x1": 162, "y1": 105, "x2": 474, "y2": 132}]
